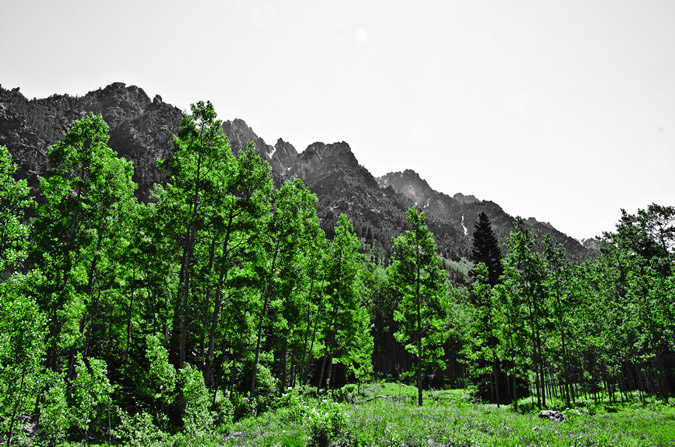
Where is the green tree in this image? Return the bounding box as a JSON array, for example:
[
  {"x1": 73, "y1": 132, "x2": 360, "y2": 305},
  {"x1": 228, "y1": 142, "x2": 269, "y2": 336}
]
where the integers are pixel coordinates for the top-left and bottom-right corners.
[
  {"x1": 389, "y1": 207, "x2": 448, "y2": 406},
  {"x1": 467, "y1": 212, "x2": 504, "y2": 404},
  {"x1": 465, "y1": 262, "x2": 503, "y2": 406},
  {"x1": 318, "y1": 214, "x2": 372, "y2": 390},
  {"x1": 159, "y1": 101, "x2": 236, "y2": 369},
  {"x1": 203, "y1": 142, "x2": 273, "y2": 390},
  {"x1": 601, "y1": 204, "x2": 675, "y2": 402},
  {"x1": 69, "y1": 355, "x2": 113, "y2": 443},
  {"x1": 0, "y1": 170, "x2": 45, "y2": 447},
  {"x1": 30, "y1": 113, "x2": 137, "y2": 376},
  {"x1": 542, "y1": 235, "x2": 573, "y2": 407},
  {"x1": 502, "y1": 217, "x2": 548, "y2": 408},
  {"x1": 250, "y1": 179, "x2": 317, "y2": 397},
  {"x1": 0, "y1": 145, "x2": 31, "y2": 275}
]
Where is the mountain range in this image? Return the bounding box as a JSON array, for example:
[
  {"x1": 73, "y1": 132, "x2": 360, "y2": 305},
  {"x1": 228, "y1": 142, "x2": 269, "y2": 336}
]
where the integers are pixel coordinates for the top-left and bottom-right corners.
[{"x1": 0, "y1": 82, "x2": 595, "y2": 261}]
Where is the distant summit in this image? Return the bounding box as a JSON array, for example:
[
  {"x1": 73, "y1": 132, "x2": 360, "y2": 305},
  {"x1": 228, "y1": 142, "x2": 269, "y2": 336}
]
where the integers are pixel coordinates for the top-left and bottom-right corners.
[
  {"x1": 378, "y1": 170, "x2": 435, "y2": 207},
  {"x1": 453, "y1": 192, "x2": 479, "y2": 205},
  {"x1": 0, "y1": 82, "x2": 595, "y2": 260}
]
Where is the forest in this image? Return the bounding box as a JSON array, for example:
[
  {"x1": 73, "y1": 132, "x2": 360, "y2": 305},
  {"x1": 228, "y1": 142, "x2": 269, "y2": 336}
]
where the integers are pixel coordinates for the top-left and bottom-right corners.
[{"x1": 0, "y1": 101, "x2": 674, "y2": 446}]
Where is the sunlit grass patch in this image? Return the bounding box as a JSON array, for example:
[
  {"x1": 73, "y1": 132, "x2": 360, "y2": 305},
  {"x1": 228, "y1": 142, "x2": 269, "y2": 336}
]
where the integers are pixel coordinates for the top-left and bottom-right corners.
[{"x1": 224, "y1": 382, "x2": 675, "y2": 446}]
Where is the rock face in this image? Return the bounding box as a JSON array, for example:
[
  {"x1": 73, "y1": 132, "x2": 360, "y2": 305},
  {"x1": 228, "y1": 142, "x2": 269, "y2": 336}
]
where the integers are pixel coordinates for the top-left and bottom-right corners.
[
  {"x1": 0, "y1": 82, "x2": 593, "y2": 260},
  {"x1": 0, "y1": 82, "x2": 182, "y2": 200}
]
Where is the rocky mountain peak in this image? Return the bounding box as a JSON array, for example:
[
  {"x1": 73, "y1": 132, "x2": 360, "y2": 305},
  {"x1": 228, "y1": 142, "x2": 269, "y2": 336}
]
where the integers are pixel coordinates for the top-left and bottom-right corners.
[
  {"x1": 453, "y1": 192, "x2": 479, "y2": 205},
  {"x1": 525, "y1": 217, "x2": 554, "y2": 230},
  {"x1": 0, "y1": 82, "x2": 594, "y2": 261},
  {"x1": 581, "y1": 237, "x2": 601, "y2": 251},
  {"x1": 378, "y1": 169, "x2": 435, "y2": 207},
  {"x1": 300, "y1": 141, "x2": 358, "y2": 168},
  {"x1": 222, "y1": 118, "x2": 273, "y2": 156},
  {"x1": 273, "y1": 138, "x2": 298, "y2": 171}
]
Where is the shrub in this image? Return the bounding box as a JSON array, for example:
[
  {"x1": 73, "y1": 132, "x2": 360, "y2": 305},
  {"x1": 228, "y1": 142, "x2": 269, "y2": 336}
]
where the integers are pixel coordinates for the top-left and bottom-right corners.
[
  {"x1": 178, "y1": 363, "x2": 213, "y2": 441},
  {"x1": 333, "y1": 383, "x2": 359, "y2": 403},
  {"x1": 39, "y1": 373, "x2": 70, "y2": 444},
  {"x1": 308, "y1": 404, "x2": 345, "y2": 447},
  {"x1": 113, "y1": 410, "x2": 168, "y2": 447}
]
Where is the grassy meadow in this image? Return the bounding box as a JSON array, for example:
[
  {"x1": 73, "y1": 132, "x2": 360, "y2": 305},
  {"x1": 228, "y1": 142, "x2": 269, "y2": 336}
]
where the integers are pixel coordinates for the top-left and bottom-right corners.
[{"x1": 224, "y1": 382, "x2": 675, "y2": 447}]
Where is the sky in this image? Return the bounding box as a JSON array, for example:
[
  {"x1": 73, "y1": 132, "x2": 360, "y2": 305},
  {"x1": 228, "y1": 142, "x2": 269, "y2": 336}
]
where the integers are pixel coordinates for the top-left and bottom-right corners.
[{"x1": 2, "y1": 0, "x2": 674, "y2": 240}]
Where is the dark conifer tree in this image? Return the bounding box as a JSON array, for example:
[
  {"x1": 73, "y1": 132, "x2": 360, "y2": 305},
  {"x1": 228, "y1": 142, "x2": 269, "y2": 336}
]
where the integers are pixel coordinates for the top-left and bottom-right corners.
[{"x1": 471, "y1": 212, "x2": 503, "y2": 286}]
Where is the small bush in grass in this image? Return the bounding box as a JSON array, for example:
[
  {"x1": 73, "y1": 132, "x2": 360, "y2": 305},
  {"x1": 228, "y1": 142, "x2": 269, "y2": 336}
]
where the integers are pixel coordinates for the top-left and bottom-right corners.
[
  {"x1": 333, "y1": 383, "x2": 359, "y2": 403},
  {"x1": 308, "y1": 403, "x2": 345, "y2": 447}
]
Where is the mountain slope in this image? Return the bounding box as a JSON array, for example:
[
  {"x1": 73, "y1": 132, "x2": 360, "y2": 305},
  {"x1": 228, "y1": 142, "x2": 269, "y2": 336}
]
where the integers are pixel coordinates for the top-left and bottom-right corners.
[{"x1": 0, "y1": 82, "x2": 592, "y2": 260}]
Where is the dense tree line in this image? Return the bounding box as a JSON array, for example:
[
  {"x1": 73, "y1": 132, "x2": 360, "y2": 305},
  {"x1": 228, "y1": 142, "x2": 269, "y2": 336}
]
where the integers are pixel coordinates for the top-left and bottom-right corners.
[
  {"x1": 0, "y1": 102, "x2": 673, "y2": 444},
  {"x1": 464, "y1": 209, "x2": 675, "y2": 410}
]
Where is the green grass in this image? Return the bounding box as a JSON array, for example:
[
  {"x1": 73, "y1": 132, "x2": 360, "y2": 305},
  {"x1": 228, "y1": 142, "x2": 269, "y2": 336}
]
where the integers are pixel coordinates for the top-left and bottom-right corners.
[{"x1": 225, "y1": 383, "x2": 675, "y2": 446}]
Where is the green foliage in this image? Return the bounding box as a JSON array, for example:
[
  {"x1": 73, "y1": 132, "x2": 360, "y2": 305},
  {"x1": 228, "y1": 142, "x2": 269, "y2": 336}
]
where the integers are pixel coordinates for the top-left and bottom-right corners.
[
  {"x1": 307, "y1": 403, "x2": 345, "y2": 447},
  {"x1": 0, "y1": 145, "x2": 32, "y2": 274},
  {"x1": 113, "y1": 411, "x2": 168, "y2": 447},
  {"x1": 145, "y1": 334, "x2": 177, "y2": 405},
  {"x1": 39, "y1": 373, "x2": 70, "y2": 444},
  {"x1": 69, "y1": 355, "x2": 113, "y2": 440},
  {"x1": 6, "y1": 98, "x2": 675, "y2": 445},
  {"x1": 178, "y1": 363, "x2": 213, "y2": 440},
  {"x1": 318, "y1": 214, "x2": 373, "y2": 388},
  {"x1": 388, "y1": 207, "x2": 448, "y2": 405}
]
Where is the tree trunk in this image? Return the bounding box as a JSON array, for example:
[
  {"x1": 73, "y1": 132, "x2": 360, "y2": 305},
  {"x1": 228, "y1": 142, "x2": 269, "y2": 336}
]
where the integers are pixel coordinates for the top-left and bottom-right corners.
[
  {"x1": 250, "y1": 239, "x2": 279, "y2": 397},
  {"x1": 178, "y1": 225, "x2": 195, "y2": 369},
  {"x1": 125, "y1": 269, "x2": 136, "y2": 362},
  {"x1": 250, "y1": 286, "x2": 270, "y2": 397},
  {"x1": 281, "y1": 336, "x2": 288, "y2": 390},
  {"x1": 200, "y1": 238, "x2": 217, "y2": 363},
  {"x1": 493, "y1": 356, "x2": 501, "y2": 408},
  {"x1": 205, "y1": 209, "x2": 234, "y2": 388},
  {"x1": 174, "y1": 151, "x2": 202, "y2": 370},
  {"x1": 6, "y1": 365, "x2": 27, "y2": 447},
  {"x1": 317, "y1": 355, "x2": 329, "y2": 392},
  {"x1": 416, "y1": 264, "x2": 423, "y2": 407}
]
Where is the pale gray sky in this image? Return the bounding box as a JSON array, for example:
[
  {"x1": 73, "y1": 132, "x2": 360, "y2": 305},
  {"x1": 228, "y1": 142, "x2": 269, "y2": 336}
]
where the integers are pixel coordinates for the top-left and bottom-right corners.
[{"x1": 2, "y1": 0, "x2": 674, "y2": 239}]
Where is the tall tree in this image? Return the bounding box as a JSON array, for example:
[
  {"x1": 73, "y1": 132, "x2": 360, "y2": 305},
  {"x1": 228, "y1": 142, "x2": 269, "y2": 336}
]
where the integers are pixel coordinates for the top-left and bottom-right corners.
[
  {"x1": 249, "y1": 178, "x2": 317, "y2": 397},
  {"x1": 542, "y1": 235, "x2": 573, "y2": 407},
  {"x1": 502, "y1": 217, "x2": 548, "y2": 408},
  {"x1": 30, "y1": 113, "x2": 137, "y2": 373},
  {"x1": 0, "y1": 146, "x2": 46, "y2": 445},
  {"x1": 203, "y1": 142, "x2": 272, "y2": 390},
  {"x1": 466, "y1": 262, "x2": 503, "y2": 406},
  {"x1": 389, "y1": 207, "x2": 448, "y2": 406},
  {"x1": 471, "y1": 211, "x2": 502, "y2": 286},
  {"x1": 468, "y1": 212, "x2": 504, "y2": 404},
  {"x1": 159, "y1": 101, "x2": 236, "y2": 369},
  {"x1": 601, "y1": 204, "x2": 675, "y2": 402},
  {"x1": 318, "y1": 214, "x2": 372, "y2": 390}
]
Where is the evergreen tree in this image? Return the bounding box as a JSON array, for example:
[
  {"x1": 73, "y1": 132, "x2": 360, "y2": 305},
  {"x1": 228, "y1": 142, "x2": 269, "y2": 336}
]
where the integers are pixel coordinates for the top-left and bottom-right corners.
[{"x1": 471, "y1": 211, "x2": 502, "y2": 286}]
